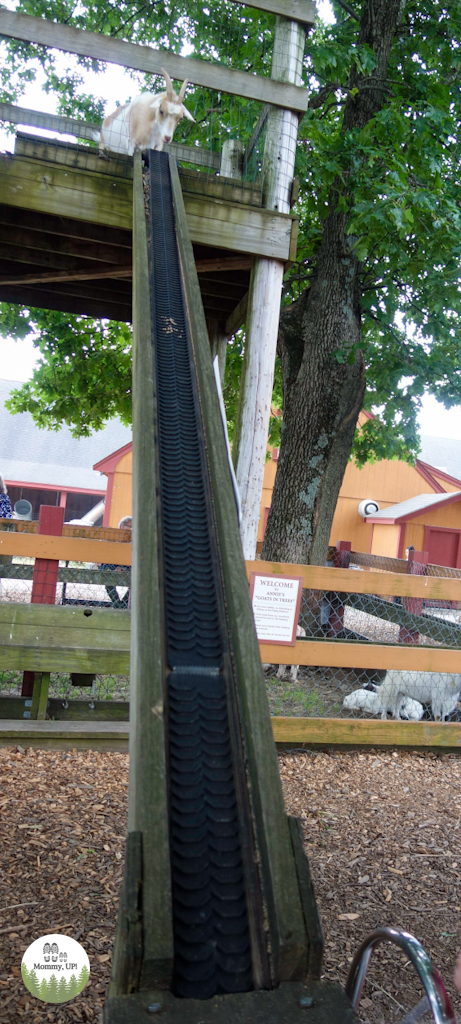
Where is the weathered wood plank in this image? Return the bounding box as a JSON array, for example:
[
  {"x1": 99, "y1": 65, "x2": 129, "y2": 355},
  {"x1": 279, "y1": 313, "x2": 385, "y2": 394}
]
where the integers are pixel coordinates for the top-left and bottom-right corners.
[
  {"x1": 225, "y1": 291, "x2": 249, "y2": 335},
  {"x1": 0, "y1": 284, "x2": 131, "y2": 321},
  {"x1": 179, "y1": 167, "x2": 262, "y2": 207},
  {"x1": 0, "y1": 719, "x2": 130, "y2": 752},
  {"x1": 1, "y1": 717, "x2": 460, "y2": 756},
  {"x1": 272, "y1": 717, "x2": 461, "y2": 749},
  {"x1": 0, "y1": 154, "x2": 133, "y2": 230},
  {"x1": 246, "y1": 559, "x2": 461, "y2": 602},
  {"x1": 0, "y1": 604, "x2": 130, "y2": 628},
  {"x1": 0, "y1": 266, "x2": 132, "y2": 287},
  {"x1": 0, "y1": 10, "x2": 309, "y2": 112},
  {"x1": 12, "y1": 124, "x2": 220, "y2": 172},
  {"x1": 14, "y1": 132, "x2": 132, "y2": 177},
  {"x1": 1, "y1": 153, "x2": 296, "y2": 261},
  {"x1": 0, "y1": 644, "x2": 130, "y2": 674},
  {"x1": 126, "y1": 154, "x2": 173, "y2": 988},
  {"x1": 2, "y1": 623, "x2": 130, "y2": 651},
  {"x1": 0, "y1": 532, "x2": 132, "y2": 564},
  {"x1": 260, "y1": 639, "x2": 461, "y2": 672},
  {"x1": 0, "y1": 240, "x2": 126, "y2": 277},
  {"x1": 183, "y1": 194, "x2": 294, "y2": 259}
]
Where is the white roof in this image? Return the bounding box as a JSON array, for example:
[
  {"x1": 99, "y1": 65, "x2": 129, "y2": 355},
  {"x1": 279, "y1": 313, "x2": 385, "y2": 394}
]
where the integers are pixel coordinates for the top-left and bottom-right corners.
[
  {"x1": 1, "y1": 378, "x2": 132, "y2": 491},
  {"x1": 366, "y1": 491, "x2": 461, "y2": 521}
]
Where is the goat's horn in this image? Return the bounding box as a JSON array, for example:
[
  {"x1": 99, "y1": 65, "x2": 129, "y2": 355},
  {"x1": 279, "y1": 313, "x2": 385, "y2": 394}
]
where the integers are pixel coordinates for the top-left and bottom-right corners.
[
  {"x1": 161, "y1": 67, "x2": 174, "y2": 100},
  {"x1": 178, "y1": 79, "x2": 189, "y2": 102}
]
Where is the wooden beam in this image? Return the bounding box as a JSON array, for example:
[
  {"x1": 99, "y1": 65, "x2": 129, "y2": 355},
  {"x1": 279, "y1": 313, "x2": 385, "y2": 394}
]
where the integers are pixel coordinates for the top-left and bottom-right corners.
[
  {"x1": 0, "y1": 239, "x2": 126, "y2": 275},
  {"x1": 259, "y1": 639, "x2": 461, "y2": 673},
  {"x1": 184, "y1": 194, "x2": 294, "y2": 260},
  {"x1": 272, "y1": 717, "x2": 461, "y2": 750},
  {"x1": 0, "y1": 154, "x2": 133, "y2": 231},
  {"x1": 0, "y1": 266, "x2": 132, "y2": 286},
  {"x1": 0, "y1": 11, "x2": 309, "y2": 113},
  {"x1": 196, "y1": 256, "x2": 254, "y2": 273},
  {"x1": 0, "y1": 717, "x2": 459, "y2": 754},
  {"x1": 0, "y1": 720, "x2": 130, "y2": 752},
  {"x1": 0, "y1": 285, "x2": 131, "y2": 322},
  {"x1": 225, "y1": 291, "x2": 249, "y2": 335},
  {"x1": 0, "y1": 203, "x2": 132, "y2": 250},
  {"x1": 0, "y1": 532, "x2": 132, "y2": 564},
  {"x1": 179, "y1": 167, "x2": 262, "y2": 207},
  {"x1": 246, "y1": 559, "x2": 461, "y2": 602}
]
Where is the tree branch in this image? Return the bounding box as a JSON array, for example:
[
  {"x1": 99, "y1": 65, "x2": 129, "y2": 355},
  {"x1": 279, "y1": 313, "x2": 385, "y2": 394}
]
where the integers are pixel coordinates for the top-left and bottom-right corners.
[{"x1": 335, "y1": 0, "x2": 360, "y2": 21}]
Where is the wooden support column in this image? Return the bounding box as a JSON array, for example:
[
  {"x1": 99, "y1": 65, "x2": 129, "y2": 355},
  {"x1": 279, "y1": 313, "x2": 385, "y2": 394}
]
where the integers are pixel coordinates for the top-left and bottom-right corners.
[
  {"x1": 234, "y1": 16, "x2": 306, "y2": 559},
  {"x1": 21, "y1": 505, "x2": 65, "y2": 698},
  {"x1": 399, "y1": 549, "x2": 428, "y2": 644}
]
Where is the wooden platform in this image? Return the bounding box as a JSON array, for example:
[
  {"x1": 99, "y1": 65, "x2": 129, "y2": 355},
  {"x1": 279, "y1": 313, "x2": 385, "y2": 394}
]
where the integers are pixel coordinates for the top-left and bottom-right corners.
[{"x1": 0, "y1": 133, "x2": 298, "y2": 326}]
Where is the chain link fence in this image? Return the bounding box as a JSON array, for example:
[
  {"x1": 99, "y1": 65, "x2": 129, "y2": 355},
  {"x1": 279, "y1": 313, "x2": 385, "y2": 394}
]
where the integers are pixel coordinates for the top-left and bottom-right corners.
[
  {"x1": 264, "y1": 550, "x2": 461, "y2": 724},
  {"x1": 3, "y1": 543, "x2": 461, "y2": 725},
  {"x1": 0, "y1": 669, "x2": 130, "y2": 704}
]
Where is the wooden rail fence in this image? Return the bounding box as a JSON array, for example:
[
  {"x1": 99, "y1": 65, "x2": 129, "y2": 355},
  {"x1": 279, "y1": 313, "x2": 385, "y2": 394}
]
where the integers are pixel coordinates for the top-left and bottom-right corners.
[{"x1": 2, "y1": 532, "x2": 461, "y2": 751}]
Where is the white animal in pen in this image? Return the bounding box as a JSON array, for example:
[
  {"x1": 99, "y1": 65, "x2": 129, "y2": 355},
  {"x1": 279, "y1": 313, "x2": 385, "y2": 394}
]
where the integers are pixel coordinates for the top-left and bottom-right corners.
[
  {"x1": 98, "y1": 69, "x2": 195, "y2": 156},
  {"x1": 275, "y1": 625, "x2": 306, "y2": 682},
  {"x1": 378, "y1": 670, "x2": 461, "y2": 722},
  {"x1": 342, "y1": 687, "x2": 424, "y2": 721}
]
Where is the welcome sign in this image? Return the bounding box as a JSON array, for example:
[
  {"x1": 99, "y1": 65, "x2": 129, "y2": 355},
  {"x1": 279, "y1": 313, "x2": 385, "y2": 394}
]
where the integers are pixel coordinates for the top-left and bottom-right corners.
[{"x1": 250, "y1": 572, "x2": 303, "y2": 645}]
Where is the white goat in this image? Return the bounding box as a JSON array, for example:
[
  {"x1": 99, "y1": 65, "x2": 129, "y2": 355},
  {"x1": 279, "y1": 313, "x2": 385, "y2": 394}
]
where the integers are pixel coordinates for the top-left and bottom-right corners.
[
  {"x1": 342, "y1": 687, "x2": 424, "y2": 721},
  {"x1": 275, "y1": 625, "x2": 306, "y2": 682},
  {"x1": 98, "y1": 69, "x2": 195, "y2": 156},
  {"x1": 379, "y1": 670, "x2": 461, "y2": 722}
]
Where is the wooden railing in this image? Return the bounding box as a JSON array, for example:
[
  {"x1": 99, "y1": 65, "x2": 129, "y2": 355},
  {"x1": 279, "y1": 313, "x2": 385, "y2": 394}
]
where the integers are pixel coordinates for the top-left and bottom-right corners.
[
  {"x1": 2, "y1": 547, "x2": 461, "y2": 750},
  {"x1": 0, "y1": 519, "x2": 132, "y2": 566}
]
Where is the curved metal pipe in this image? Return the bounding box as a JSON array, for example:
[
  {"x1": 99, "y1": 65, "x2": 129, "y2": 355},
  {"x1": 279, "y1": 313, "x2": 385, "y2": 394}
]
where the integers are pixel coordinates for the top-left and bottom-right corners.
[{"x1": 345, "y1": 927, "x2": 455, "y2": 1024}]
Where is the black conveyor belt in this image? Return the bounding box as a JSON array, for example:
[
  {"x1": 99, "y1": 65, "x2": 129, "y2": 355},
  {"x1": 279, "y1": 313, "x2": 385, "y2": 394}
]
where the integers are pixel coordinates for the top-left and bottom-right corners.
[{"x1": 148, "y1": 151, "x2": 253, "y2": 1000}]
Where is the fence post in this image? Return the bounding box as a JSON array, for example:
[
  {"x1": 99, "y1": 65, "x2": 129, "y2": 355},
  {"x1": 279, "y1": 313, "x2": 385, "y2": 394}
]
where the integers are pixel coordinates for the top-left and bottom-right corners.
[
  {"x1": 21, "y1": 505, "x2": 65, "y2": 699},
  {"x1": 328, "y1": 541, "x2": 352, "y2": 636},
  {"x1": 398, "y1": 549, "x2": 428, "y2": 644}
]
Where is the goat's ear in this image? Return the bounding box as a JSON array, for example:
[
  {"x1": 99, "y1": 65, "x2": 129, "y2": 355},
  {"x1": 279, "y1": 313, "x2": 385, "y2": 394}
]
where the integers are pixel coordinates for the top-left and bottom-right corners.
[
  {"x1": 161, "y1": 67, "x2": 174, "y2": 100},
  {"x1": 178, "y1": 79, "x2": 189, "y2": 102},
  {"x1": 182, "y1": 105, "x2": 196, "y2": 123}
]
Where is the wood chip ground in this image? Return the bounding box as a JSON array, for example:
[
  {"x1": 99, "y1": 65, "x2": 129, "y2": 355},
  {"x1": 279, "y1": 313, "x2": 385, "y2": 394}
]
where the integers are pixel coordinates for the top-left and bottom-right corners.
[{"x1": 1, "y1": 746, "x2": 460, "y2": 1023}]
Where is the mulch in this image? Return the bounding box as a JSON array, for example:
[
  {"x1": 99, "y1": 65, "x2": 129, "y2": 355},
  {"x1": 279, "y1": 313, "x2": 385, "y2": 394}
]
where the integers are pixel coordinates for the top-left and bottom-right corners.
[{"x1": 1, "y1": 745, "x2": 460, "y2": 1023}]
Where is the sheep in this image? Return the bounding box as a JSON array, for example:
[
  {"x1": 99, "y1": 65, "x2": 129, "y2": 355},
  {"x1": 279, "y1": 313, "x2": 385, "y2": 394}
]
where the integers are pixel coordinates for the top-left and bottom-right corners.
[
  {"x1": 378, "y1": 670, "x2": 461, "y2": 722},
  {"x1": 342, "y1": 687, "x2": 424, "y2": 721},
  {"x1": 275, "y1": 624, "x2": 307, "y2": 682},
  {"x1": 98, "y1": 69, "x2": 195, "y2": 157}
]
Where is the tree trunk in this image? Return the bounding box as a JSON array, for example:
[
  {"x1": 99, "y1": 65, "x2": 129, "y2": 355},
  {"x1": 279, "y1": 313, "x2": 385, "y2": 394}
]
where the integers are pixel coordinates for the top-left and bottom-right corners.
[{"x1": 262, "y1": 0, "x2": 406, "y2": 565}]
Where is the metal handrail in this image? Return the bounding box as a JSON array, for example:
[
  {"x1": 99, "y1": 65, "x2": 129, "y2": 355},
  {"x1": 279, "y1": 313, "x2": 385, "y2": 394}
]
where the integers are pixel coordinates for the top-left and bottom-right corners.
[{"x1": 345, "y1": 927, "x2": 455, "y2": 1024}]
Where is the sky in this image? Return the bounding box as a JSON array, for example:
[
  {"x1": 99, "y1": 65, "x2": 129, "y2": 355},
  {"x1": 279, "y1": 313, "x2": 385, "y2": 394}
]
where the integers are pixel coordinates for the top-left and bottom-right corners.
[{"x1": 1, "y1": 0, "x2": 461, "y2": 442}]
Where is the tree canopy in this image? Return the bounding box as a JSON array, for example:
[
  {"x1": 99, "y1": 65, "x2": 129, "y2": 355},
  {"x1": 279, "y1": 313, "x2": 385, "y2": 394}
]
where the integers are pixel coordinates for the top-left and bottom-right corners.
[{"x1": 2, "y1": 0, "x2": 461, "y2": 475}]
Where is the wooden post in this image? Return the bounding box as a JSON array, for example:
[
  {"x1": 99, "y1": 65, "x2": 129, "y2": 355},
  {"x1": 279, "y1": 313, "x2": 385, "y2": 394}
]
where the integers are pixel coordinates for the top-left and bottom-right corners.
[
  {"x1": 328, "y1": 541, "x2": 351, "y2": 636},
  {"x1": 21, "y1": 505, "x2": 65, "y2": 698},
  {"x1": 220, "y1": 138, "x2": 244, "y2": 179},
  {"x1": 234, "y1": 16, "x2": 306, "y2": 558},
  {"x1": 399, "y1": 549, "x2": 428, "y2": 644}
]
